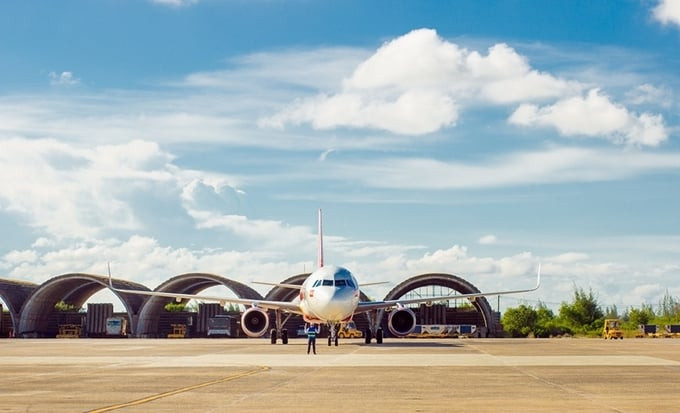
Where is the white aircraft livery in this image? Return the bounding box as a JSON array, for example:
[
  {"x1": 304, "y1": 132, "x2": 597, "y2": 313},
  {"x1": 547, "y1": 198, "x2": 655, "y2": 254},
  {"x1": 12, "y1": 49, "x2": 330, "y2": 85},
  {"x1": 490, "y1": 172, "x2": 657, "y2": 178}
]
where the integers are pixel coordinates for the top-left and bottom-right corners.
[{"x1": 109, "y1": 209, "x2": 540, "y2": 345}]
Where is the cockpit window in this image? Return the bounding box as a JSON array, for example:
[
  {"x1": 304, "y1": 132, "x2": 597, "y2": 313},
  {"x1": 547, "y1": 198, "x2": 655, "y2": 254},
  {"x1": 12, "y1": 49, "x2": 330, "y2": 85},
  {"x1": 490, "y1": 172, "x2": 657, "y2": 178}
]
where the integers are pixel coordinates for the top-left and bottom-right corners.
[
  {"x1": 335, "y1": 279, "x2": 347, "y2": 287},
  {"x1": 312, "y1": 280, "x2": 321, "y2": 287},
  {"x1": 346, "y1": 280, "x2": 356, "y2": 289},
  {"x1": 322, "y1": 279, "x2": 333, "y2": 286}
]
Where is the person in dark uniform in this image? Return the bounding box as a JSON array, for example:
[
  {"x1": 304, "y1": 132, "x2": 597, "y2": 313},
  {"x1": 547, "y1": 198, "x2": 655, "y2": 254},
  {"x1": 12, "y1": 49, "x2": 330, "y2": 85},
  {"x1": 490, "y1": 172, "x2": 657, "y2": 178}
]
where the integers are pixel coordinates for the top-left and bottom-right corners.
[{"x1": 305, "y1": 323, "x2": 318, "y2": 354}]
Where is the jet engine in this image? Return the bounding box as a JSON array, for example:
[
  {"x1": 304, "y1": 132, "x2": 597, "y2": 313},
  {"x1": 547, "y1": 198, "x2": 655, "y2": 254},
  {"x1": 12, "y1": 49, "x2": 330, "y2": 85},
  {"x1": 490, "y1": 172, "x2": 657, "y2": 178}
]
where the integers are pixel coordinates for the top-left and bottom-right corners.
[
  {"x1": 387, "y1": 306, "x2": 417, "y2": 337},
  {"x1": 240, "y1": 307, "x2": 269, "y2": 337}
]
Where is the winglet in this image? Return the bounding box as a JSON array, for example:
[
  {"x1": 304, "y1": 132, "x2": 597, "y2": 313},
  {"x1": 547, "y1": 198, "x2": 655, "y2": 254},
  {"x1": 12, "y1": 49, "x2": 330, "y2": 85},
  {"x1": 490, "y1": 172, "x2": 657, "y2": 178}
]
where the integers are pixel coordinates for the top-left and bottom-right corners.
[
  {"x1": 317, "y1": 208, "x2": 324, "y2": 268},
  {"x1": 107, "y1": 262, "x2": 115, "y2": 290},
  {"x1": 534, "y1": 263, "x2": 542, "y2": 290}
]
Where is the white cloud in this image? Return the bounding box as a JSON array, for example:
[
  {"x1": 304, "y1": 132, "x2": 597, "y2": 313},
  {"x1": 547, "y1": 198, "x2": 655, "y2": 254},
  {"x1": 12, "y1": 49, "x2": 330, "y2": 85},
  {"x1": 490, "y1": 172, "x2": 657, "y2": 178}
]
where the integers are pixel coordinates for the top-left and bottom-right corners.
[
  {"x1": 31, "y1": 237, "x2": 54, "y2": 248},
  {"x1": 653, "y1": 0, "x2": 680, "y2": 26},
  {"x1": 262, "y1": 89, "x2": 459, "y2": 135},
  {"x1": 326, "y1": 147, "x2": 680, "y2": 190},
  {"x1": 547, "y1": 252, "x2": 590, "y2": 264},
  {"x1": 185, "y1": 211, "x2": 317, "y2": 251},
  {"x1": 0, "y1": 138, "x2": 240, "y2": 239},
  {"x1": 151, "y1": 0, "x2": 198, "y2": 7},
  {"x1": 478, "y1": 235, "x2": 498, "y2": 245},
  {"x1": 626, "y1": 83, "x2": 673, "y2": 108},
  {"x1": 49, "y1": 71, "x2": 80, "y2": 86},
  {"x1": 182, "y1": 48, "x2": 368, "y2": 92},
  {"x1": 466, "y1": 43, "x2": 577, "y2": 104},
  {"x1": 261, "y1": 28, "x2": 577, "y2": 136},
  {"x1": 3, "y1": 249, "x2": 38, "y2": 265},
  {"x1": 509, "y1": 89, "x2": 668, "y2": 146}
]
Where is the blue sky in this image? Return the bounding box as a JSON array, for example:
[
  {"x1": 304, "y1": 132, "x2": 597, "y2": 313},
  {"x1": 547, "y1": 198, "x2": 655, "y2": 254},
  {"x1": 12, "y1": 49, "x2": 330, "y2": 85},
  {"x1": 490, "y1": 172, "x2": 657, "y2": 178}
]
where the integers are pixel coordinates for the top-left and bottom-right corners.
[{"x1": 1, "y1": 0, "x2": 679, "y2": 312}]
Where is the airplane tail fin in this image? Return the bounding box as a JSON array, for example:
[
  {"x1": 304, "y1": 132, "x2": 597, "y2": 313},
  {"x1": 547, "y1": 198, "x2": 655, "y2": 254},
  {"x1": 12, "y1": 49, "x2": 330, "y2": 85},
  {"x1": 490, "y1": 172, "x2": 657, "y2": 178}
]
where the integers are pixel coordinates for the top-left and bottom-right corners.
[{"x1": 317, "y1": 208, "x2": 324, "y2": 268}]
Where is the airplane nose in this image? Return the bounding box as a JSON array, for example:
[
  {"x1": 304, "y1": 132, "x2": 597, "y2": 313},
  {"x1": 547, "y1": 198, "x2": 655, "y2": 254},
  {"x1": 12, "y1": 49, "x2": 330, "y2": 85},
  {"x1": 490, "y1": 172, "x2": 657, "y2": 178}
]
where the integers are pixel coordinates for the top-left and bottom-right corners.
[
  {"x1": 332, "y1": 287, "x2": 356, "y2": 302},
  {"x1": 326, "y1": 288, "x2": 354, "y2": 317}
]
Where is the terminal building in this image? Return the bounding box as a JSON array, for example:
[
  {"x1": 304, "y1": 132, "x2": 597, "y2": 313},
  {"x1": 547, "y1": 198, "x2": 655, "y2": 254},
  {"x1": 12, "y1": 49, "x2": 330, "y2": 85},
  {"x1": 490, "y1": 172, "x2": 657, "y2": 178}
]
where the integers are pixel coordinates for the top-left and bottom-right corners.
[{"x1": 0, "y1": 272, "x2": 502, "y2": 339}]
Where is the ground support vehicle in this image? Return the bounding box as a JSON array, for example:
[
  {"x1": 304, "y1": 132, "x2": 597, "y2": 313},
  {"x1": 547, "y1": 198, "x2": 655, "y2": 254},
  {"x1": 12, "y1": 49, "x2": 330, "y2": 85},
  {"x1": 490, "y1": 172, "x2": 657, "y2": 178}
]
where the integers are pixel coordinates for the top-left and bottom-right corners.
[{"x1": 603, "y1": 319, "x2": 623, "y2": 339}]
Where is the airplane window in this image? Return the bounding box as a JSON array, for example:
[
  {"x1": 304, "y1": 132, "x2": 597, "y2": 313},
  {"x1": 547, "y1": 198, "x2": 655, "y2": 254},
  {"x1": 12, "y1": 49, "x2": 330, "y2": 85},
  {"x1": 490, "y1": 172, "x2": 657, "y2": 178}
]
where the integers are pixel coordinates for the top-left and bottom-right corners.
[
  {"x1": 322, "y1": 280, "x2": 333, "y2": 286},
  {"x1": 335, "y1": 279, "x2": 347, "y2": 287}
]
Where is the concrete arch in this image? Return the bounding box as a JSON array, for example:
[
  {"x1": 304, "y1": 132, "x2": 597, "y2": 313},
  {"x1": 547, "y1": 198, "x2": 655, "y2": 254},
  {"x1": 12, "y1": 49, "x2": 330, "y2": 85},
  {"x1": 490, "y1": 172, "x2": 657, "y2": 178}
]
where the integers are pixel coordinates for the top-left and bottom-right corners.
[
  {"x1": 0, "y1": 279, "x2": 38, "y2": 334},
  {"x1": 17, "y1": 274, "x2": 149, "y2": 337},
  {"x1": 382, "y1": 273, "x2": 500, "y2": 337},
  {"x1": 135, "y1": 273, "x2": 263, "y2": 338}
]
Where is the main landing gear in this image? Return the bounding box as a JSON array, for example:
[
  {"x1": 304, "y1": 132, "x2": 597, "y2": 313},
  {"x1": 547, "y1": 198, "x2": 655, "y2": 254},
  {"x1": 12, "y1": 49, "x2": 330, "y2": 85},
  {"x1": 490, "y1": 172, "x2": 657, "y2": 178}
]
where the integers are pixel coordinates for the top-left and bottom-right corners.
[
  {"x1": 364, "y1": 328, "x2": 383, "y2": 344},
  {"x1": 270, "y1": 328, "x2": 288, "y2": 344},
  {"x1": 270, "y1": 310, "x2": 291, "y2": 344}
]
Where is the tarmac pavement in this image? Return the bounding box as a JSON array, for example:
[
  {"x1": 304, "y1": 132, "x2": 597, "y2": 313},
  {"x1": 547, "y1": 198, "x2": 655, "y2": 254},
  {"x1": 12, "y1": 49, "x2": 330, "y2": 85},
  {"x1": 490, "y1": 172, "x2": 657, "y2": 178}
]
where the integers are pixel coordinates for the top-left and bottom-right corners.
[{"x1": 1, "y1": 337, "x2": 680, "y2": 412}]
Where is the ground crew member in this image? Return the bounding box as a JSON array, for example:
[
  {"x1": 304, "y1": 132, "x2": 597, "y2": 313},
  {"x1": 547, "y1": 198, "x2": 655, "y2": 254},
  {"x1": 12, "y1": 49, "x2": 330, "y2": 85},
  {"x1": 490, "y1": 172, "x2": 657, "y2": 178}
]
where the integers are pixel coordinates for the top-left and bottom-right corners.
[{"x1": 306, "y1": 323, "x2": 318, "y2": 354}]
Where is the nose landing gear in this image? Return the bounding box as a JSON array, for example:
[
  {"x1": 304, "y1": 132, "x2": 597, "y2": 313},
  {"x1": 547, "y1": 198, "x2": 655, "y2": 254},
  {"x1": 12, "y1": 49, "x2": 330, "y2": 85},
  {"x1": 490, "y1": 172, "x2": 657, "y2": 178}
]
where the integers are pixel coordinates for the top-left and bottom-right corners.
[{"x1": 327, "y1": 323, "x2": 339, "y2": 346}]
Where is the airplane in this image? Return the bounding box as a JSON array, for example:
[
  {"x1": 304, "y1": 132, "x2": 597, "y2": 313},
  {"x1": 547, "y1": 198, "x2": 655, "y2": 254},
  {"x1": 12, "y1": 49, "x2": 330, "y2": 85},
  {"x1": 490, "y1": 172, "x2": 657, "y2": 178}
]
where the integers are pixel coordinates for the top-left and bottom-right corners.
[{"x1": 108, "y1": 209, "x2": 540, "y2": 345}]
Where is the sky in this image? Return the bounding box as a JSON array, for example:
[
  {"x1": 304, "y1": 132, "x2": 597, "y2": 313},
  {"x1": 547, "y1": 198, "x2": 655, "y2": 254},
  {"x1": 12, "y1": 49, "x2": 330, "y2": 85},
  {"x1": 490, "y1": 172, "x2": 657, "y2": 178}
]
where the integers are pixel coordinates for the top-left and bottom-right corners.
[{"x1": 0, "y1": 0, "x2": 679, "y2": 313}]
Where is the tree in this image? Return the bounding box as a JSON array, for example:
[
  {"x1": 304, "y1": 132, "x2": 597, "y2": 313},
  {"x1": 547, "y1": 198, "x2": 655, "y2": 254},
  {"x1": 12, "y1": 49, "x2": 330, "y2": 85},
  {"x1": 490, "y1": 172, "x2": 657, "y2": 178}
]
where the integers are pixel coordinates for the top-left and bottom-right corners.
[
  {"x1": 502, "y1": 304, "x2": 538, "y2": 337},
  {"x1": 628, "y1": 304, "x2": 655, "y2": 326},
  {"x1": 658, "y1": 290, "x2": 680, "y2": 322},
  {"x1": 164, "y1": 302, "x2": 186, "y2": 312},
  {"x1": 54, "y1": 300, "x2": 80, "y2": 312},
  {"x1": 558, "y1": 287, "x2": 603, "y2": 334},
  {"x1": 534, "y1": 302, "x2": 567, "y2": 337},
  {"x1": 604, "y1": 304, "x2": 619, "y2": 319}
]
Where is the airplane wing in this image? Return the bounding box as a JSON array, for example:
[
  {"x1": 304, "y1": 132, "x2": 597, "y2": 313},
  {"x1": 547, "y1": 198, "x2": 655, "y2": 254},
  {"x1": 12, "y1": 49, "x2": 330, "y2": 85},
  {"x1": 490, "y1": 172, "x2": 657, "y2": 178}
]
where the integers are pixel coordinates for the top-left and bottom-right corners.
[
  {"x1": 251, "y1": 281, "x2": 303, "y2": 289},
  {"x1": 355, "y1": 265, "x2": 541, "y2": 314},
  {"x1": 108, "y1": 272, "x2": 302, "y2": 314}
]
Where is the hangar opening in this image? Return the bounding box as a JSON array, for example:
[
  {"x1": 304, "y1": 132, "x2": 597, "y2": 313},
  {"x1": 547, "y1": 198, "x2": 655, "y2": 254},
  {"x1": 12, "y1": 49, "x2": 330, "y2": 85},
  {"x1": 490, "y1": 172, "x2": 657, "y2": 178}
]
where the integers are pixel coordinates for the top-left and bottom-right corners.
[
  {"x1": 134, "y1": 273, "x2": 263, "y2": 338},
  {"x1": 17, "y1": 274, "x2": 149, "y2": 338},
  {"x1": 0, "y1": 278, "x2": 37, "y2": 337},
  {"x1": 379, "y1": 273, "x2": 502, "y2": 338}
]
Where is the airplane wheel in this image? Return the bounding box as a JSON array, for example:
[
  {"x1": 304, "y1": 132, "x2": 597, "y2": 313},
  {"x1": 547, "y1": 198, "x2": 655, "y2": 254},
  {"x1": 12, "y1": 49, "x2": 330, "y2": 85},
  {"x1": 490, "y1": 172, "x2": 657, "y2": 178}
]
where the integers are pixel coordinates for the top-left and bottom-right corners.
[
  {"x1": 334, "y1": 336, "x2": 339, "y2": 346},
  {"x1": 270, "y1": 329, "x2": 277, "y2": 344},
  {"x1": 328, "y1": 335, "x2": 332, "y2": 346},
  {"x1": 364, "y1": 329, "x2": 372, "y2": 344},
  {"x1": 281, "y1": 329, "x2": 288, "y2": 344},
  {"x1": 376, "y1": 328, "x2": 383, "y2": 344}
]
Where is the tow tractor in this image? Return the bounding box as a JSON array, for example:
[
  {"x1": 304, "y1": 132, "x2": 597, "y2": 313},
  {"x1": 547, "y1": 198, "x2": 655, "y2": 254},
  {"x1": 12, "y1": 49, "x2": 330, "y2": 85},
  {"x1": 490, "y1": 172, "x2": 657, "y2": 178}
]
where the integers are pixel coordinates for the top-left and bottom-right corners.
[{"x1": 338, "y1": 321, "x2": 363, "y2": 339}]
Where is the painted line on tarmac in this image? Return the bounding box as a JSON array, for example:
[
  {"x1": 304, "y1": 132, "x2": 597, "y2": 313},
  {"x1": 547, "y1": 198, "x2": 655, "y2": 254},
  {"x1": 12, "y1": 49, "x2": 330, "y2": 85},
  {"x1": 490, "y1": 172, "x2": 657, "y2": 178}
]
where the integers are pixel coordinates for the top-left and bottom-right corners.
[{"x1": 85, "y1": 365, "x2": 270, "y2": 413}]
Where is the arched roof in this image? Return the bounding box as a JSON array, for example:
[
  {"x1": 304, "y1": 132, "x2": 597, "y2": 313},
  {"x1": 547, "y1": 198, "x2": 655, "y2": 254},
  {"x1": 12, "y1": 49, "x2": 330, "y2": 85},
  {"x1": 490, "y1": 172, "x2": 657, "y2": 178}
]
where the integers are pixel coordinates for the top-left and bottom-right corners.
[
  {"x1": 382, "y1": 273, "x2": 498, "y2": 334},
  {"x1": 17, "y1": 274, "x2": 149, "y2": 337},
  {"x1": 135, "y1": 273, "x2": 263, "y2": 337},
  {"x1": 0, "y1": 278, "x2": 38, "y2": 332}
]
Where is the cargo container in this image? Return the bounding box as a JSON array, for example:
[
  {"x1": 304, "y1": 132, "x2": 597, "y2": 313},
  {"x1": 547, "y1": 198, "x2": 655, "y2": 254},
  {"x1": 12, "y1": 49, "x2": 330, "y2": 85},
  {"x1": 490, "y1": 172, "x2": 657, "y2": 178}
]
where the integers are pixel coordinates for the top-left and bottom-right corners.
[
  {"x1": 105, "y1": 317, "x2": 127, "y2": 337},
  {"x1": 86, "y1": 303, "x2": 113, "y2": 337}
]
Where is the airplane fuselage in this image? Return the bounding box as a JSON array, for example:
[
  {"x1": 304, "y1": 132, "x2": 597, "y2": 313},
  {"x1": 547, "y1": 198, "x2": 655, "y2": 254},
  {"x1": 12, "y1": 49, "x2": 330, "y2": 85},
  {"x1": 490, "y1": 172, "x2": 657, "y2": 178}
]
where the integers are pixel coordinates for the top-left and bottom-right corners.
[{"x1": 298, "y1": 265, "x2": 360, "y2": 324}]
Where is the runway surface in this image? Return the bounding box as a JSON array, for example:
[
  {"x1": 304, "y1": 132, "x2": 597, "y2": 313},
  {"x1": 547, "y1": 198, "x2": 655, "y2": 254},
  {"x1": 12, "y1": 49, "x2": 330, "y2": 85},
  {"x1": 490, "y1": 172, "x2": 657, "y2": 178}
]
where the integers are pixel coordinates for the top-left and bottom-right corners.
[{"x1": 2, "y1": 338, "x2": 680, "y2": 412}]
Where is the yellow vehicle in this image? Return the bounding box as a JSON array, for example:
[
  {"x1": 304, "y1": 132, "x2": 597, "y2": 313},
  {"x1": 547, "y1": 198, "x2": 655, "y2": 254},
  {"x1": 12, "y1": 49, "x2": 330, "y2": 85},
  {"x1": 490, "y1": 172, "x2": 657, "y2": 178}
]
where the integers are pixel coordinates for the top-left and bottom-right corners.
[
  {"x1": 338, "y1": 321, "x2": 363, "y2": 338},
  {"x1": 603, "y1": 318, "x2": 624, "y2": 340}
]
